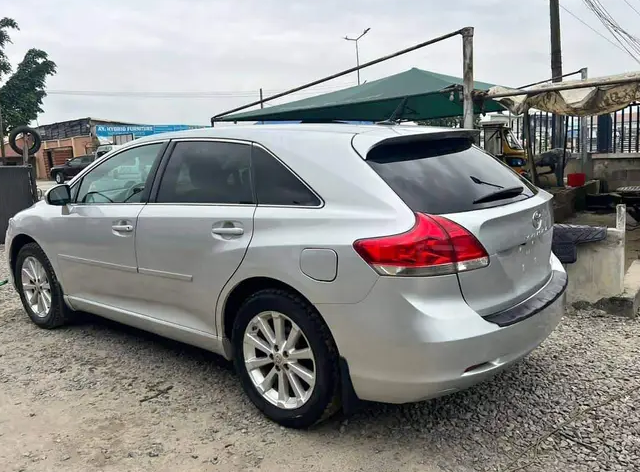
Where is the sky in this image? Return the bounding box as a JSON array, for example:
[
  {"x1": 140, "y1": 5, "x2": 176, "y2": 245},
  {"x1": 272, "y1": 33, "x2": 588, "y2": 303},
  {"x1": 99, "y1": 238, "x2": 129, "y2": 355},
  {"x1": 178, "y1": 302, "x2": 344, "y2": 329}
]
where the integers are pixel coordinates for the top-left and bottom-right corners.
[{"x1": 2, "y1": 0, "x2": 640, "y2": 126}]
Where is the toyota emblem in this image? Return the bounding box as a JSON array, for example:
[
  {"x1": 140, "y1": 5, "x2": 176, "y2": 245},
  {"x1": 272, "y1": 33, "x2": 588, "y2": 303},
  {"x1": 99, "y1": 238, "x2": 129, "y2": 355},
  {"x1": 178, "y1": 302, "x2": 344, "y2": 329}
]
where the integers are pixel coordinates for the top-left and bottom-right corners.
[{"x1": 532, "y1": 210, "x2": 543, "y2": 230}]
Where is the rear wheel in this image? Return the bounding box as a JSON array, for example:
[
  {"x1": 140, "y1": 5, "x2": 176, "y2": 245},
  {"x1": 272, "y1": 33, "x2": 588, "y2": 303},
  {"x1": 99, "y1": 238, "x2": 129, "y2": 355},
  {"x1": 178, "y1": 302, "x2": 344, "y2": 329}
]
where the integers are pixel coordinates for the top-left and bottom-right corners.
[
  {"x1": 15, "y1": 243, "x2": 73, "y2": 329},
  {"x1": 232, "y1": 289, "x2": 340, "y2": 428}
]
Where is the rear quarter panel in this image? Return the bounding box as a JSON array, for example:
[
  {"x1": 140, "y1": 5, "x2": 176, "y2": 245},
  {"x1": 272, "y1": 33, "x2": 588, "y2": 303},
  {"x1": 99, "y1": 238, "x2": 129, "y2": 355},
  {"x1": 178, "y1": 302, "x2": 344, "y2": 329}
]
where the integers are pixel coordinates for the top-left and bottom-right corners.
[{"x1": 215, "y1": 131, "x2": 416, "y2": 332}]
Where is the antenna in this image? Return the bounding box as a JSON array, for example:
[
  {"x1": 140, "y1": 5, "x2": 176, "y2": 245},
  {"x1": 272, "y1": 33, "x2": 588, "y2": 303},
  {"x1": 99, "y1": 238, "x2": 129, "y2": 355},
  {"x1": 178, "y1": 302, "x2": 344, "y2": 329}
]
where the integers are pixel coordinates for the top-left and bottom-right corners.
[{"x1": 376, "y1": 96, "x2": 409, "y2": 125}]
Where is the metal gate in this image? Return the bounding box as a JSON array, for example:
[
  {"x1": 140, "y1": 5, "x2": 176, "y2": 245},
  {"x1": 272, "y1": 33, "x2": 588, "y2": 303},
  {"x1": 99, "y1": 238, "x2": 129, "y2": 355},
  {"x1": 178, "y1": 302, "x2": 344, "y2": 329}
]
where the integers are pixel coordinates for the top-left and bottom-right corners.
[{"x1": 0, "y1": 166, "x2": 35, "y2": 244}]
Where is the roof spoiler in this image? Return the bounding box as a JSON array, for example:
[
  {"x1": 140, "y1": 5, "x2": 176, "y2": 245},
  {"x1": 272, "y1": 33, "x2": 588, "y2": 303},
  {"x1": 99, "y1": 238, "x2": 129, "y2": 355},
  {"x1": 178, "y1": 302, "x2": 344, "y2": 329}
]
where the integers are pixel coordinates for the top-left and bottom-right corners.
[
  {"x1": 370, "y1": 129, "x2": 480, "y2": 148},
  {"x1": 352, "y1": 128, "x2": 480, "y2": 159}
]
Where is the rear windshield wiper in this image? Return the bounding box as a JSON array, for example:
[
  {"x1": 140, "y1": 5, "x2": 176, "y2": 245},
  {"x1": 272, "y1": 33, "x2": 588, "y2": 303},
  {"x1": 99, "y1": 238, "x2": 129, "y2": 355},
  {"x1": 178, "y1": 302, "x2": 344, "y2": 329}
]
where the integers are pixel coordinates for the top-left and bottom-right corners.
[
  {"x1": 473, "y1": 186, "x2": 524, "y2": 205},
  {"x1": 470, "y1": 175, "x2": 503, "y2": 189}
]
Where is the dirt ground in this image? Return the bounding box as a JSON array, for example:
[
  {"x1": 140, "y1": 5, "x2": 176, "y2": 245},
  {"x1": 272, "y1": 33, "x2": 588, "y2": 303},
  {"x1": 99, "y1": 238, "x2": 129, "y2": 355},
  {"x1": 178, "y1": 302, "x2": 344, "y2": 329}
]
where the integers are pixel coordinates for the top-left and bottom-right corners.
[{"x1": 1, "y1": 245, "x2": 639, "y2": 472}]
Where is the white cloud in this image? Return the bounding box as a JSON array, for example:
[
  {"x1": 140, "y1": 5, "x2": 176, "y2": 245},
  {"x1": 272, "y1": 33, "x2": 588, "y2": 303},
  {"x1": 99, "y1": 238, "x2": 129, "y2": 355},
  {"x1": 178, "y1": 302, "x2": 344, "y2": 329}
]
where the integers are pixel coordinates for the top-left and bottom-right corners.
[{"x1": 2, "y1": 0, "x2": 639, "y2": 125}]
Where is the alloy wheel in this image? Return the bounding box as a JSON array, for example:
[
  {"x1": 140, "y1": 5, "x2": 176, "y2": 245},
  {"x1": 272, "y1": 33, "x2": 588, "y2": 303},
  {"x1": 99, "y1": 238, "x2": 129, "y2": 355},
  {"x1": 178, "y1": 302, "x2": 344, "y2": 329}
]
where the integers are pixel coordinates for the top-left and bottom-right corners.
[
  {"x1": 243, "y1": 311, "x2": 316, "y2": 409},
  {"x1": 21, "y1": 256, "x2": 52, "y2": 318}
]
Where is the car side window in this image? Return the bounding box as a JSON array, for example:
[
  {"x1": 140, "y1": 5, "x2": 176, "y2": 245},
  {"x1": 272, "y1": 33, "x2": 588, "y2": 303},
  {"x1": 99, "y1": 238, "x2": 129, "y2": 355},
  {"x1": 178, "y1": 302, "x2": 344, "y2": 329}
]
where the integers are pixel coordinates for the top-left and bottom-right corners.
[
  {"x1": 251, "y1": 146, "x2": 321, "y2": 206},
  {"x1": 75, "y1": 143, "x2": 163, "y2": 204},
  {"x1": 156, "y1": 141, "x2": 254, "y2": 205},
  {"x1": 68, "y1": 158, "x2": 82, "y2": 167}
]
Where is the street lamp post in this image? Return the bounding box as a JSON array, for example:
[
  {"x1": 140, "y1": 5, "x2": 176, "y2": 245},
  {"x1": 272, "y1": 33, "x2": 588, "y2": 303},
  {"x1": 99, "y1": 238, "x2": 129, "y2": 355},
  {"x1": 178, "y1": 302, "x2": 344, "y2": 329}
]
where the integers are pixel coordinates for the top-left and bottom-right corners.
[{"x1": 344, "y1": 27, "x2": 370, "y2": 85}]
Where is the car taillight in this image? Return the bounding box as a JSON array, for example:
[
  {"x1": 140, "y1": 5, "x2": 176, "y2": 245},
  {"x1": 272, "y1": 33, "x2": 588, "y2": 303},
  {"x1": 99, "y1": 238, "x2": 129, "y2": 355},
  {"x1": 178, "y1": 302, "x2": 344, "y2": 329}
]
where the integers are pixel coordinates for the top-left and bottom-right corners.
[{"x1": 353, "y1": 213, "x2": 489, "y2": 277}]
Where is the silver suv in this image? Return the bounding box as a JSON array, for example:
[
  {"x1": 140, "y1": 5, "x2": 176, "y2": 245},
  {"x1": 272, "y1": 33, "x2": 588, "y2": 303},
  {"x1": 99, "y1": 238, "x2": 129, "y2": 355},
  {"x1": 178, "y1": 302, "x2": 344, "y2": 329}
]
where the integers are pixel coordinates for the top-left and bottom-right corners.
[{"x1": 5, "y1": 124, "x2": 566, "y2": 428}]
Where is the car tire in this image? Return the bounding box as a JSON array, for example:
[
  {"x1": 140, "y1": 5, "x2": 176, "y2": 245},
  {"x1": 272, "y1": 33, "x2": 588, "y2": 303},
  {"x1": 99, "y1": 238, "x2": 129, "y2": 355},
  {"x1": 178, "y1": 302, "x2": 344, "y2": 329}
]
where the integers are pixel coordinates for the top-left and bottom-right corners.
[
  {"x1": 54, "y1": 172, "x2": 64, "y2": 184},
  {"x1": 15, "y1": 243, "x2": 73, "y2": 329},
  {"x1": 232, "y1": 289, "x2": 341, "y2": 429},
  {"x1": 8, "y1": 125, "x2": 42, "y2": 156}
]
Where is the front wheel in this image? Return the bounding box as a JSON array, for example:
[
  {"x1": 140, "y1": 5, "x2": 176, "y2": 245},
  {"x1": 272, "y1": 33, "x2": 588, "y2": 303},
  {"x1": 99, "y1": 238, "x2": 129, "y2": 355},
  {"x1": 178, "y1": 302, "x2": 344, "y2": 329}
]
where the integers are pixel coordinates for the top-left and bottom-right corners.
[
  {"x1": 232, "y1": 289, "x2": 340, "y2": 428},
  {"x1": 54, "y1": 172, "x2": 64, "y2": 184},
  {"x1": 15, "y1": 243, "x2": 73, "y2": 329}
]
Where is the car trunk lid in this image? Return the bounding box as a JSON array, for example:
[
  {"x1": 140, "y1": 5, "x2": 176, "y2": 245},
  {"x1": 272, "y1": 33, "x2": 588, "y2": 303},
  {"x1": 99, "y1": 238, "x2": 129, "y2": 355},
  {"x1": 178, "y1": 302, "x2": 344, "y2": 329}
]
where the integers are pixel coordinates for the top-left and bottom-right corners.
[{"x1": 444, "y1": 193, "x2": 554, "y2": 315}]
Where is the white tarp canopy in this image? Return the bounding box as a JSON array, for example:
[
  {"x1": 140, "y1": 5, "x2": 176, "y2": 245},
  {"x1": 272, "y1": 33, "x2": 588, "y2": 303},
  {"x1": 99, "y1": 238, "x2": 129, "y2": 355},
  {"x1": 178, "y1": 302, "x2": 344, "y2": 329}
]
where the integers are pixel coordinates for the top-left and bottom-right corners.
[{"x1": 485, "y1": 72, "x2": 640, "y2": 116}]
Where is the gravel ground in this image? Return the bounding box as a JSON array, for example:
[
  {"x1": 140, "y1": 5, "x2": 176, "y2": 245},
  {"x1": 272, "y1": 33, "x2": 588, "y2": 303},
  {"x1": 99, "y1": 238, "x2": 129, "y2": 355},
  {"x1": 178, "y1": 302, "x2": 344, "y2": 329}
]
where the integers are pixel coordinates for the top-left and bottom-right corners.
[{"x1": 1, "y1": 245, "x2": 639, "y2": 472}]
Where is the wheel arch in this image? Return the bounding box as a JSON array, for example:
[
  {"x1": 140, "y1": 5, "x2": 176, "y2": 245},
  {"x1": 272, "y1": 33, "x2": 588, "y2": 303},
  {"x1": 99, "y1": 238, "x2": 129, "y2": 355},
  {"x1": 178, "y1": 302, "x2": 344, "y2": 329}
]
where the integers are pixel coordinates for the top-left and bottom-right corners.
[
  {"x1": 221, "y1": 276, "x2": 319, "y2": 342},
  {"x1": 9, "y1": 233, "x2": 38, "y2": 278}
]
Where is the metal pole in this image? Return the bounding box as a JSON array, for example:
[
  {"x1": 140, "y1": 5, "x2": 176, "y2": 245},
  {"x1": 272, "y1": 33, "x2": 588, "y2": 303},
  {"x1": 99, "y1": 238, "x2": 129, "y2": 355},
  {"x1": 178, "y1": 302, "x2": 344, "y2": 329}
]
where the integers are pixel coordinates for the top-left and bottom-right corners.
[
  {"x1": 550, "y1": 0, "x2": 564, "y2": 148},
  {"x1": 22, "y1": 133, "x2": 28, "y2": 166},
  {"x1": 259, "y1": 88, "x2": 264, "y2": 125},
  {"x1": 213, "y1": 28, "x2": 467, "y2": 121},
  {"x1": 579, "y1": 67, "x2": 591, "y2": 179},
  {"x1": 517, "y1": 69, "x2": 584, "y2": 89},
  {"x1": 523, "y1": 106, "x2": 540, "y2": 186},
  {"x1": 462, "y1": 27, "x2": 475, "y2": 131},
  {"x1": 484, "y1": 75, "x2": 640, "y2": 99},
  {"x1": 355, "y1": 41, "x2": 361, "y2": 85}
]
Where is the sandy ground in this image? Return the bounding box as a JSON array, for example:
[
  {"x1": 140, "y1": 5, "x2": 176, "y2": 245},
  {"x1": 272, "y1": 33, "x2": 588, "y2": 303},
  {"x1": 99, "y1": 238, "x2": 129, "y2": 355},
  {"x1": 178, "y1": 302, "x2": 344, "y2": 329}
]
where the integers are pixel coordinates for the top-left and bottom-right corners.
[{"x1": 1, "y1": 245, "x2": 639, "y2": 472}]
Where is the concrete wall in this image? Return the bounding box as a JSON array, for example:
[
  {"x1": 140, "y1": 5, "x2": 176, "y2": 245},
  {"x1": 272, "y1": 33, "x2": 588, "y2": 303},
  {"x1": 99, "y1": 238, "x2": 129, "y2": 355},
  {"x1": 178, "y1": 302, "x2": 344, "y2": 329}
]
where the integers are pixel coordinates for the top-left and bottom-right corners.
[
  {"x1": 41, "y1": 135, "x2": 94, "y2": 157},
  {"x1": 565, "y1": 153, "x2": 640, "y2": 191},
  {"x1": 565, "y1": 227, "x2": 625, "y2": 305},
  {"x1": 36, "y1": 135, "x2": 95, "y2": 180}
]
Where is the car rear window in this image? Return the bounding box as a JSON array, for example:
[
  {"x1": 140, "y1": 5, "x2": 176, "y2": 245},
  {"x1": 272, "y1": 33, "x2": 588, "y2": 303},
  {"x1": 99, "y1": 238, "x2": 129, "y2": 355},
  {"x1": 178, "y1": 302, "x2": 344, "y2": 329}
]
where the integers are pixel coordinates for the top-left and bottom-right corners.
[{"x1": 366, "y1": 138, "x2": 536, "y2": 214}]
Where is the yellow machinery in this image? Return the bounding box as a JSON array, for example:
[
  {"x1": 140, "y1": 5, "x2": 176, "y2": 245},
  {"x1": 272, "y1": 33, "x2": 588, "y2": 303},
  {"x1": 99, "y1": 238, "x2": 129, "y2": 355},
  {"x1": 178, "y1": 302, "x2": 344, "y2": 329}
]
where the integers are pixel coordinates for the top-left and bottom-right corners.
[{"x1": 481, "y1": 121, "x2": 529, "y2": 177}]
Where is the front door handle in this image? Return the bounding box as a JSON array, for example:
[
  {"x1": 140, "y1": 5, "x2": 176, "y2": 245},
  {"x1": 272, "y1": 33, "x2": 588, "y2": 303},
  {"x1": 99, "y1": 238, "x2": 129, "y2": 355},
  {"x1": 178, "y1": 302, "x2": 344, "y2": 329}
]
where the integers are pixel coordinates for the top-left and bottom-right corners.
[
  {"x1": 212, "y1": 227, "x2": 244, "y2": 236},
  {"x1": 112, "y1": 224, "x2": 134, "y2": 232}
]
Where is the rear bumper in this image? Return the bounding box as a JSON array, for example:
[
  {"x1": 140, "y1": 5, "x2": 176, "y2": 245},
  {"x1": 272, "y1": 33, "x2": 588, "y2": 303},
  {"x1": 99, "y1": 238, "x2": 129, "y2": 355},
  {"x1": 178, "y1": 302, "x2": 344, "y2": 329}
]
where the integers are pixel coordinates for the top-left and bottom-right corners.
[{"x1": 317, "y1": 255, "x2": 566, "y2": 404}]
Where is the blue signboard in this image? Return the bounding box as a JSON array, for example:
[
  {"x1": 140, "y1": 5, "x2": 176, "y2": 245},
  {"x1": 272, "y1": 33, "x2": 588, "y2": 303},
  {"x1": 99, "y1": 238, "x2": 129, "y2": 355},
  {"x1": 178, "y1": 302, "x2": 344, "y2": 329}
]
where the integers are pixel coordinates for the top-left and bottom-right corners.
[{"x1": 95, "y1": 124, "x2": 204, "y2": 141}]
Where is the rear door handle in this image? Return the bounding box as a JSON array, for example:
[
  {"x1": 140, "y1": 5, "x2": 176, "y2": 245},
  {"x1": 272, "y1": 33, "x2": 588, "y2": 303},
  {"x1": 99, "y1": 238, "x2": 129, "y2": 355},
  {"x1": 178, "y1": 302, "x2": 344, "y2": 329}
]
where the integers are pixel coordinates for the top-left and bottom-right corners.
[
  {"x1": 212, "y1": 227, "x2": 244, "y2": 236},
  {"x1": 112, "y1": 224, "x2": 134, "y2": 232}
]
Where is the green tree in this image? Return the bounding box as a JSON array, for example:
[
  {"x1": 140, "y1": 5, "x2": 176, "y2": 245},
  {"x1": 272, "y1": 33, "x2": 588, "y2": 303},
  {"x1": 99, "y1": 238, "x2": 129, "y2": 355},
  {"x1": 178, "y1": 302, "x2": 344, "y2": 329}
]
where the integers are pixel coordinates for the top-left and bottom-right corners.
[
  {"x1": 0, "y1": 17, "x2": 18, "y2": 81},
  {"x1": 0, "y1": 17, "x2": 56, "y2": 157}
]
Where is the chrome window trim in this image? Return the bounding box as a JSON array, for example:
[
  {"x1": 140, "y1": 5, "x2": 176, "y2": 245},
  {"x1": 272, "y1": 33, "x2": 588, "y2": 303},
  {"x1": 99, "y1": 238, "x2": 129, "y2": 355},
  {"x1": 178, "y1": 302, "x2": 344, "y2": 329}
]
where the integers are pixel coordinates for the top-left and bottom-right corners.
[{"x1": 147, "y1": 137, "x2": 324, "y2": 209}]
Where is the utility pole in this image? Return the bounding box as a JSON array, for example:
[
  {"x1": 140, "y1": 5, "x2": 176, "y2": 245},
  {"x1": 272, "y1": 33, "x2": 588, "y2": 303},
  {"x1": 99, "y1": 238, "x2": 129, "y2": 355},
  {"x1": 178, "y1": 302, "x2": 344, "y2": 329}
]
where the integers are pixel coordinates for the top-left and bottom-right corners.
[
  {"x1": 550, "y1": 0, "x2": 564, "y2": 148},
  {"x1": 344, "y1": 28, "x2": 371, "y2": 85}
]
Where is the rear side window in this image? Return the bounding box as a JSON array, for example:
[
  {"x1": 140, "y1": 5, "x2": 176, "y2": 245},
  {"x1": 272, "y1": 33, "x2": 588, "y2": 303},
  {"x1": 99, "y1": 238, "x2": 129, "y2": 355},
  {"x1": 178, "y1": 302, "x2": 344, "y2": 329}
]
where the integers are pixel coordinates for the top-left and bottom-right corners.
[
  {"x1": 156, "y1": 141, "x2": 254, "y2": 204},
  {"x1": 251, "y1": 146, "x2": 320, "y2": 206},
  {"x1": 367, "y1": 138, "x2": 536, "y2": 214}
]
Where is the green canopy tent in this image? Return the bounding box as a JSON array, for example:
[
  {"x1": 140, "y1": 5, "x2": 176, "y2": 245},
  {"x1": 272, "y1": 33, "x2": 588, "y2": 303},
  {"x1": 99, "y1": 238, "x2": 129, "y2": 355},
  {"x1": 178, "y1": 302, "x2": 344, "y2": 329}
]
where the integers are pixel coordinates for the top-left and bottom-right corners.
[{"x1": 218, "y1": 68, "x2": 506, "y2": 123}]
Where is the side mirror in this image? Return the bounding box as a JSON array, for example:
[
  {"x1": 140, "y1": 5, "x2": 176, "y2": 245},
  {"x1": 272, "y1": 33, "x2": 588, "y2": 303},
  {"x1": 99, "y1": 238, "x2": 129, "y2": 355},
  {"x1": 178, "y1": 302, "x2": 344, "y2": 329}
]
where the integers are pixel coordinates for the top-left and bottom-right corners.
[{"x1": 46, "y1": 184, "x2": 71, "y2": 206}]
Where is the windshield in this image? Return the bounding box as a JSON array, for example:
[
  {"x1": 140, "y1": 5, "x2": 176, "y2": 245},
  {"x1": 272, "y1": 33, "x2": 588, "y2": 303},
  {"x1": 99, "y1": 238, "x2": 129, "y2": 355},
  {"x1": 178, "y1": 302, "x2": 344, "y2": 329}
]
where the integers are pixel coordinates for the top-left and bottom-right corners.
[{"x1": 366, "y1": 138, "x2": 536, "y2": 214}]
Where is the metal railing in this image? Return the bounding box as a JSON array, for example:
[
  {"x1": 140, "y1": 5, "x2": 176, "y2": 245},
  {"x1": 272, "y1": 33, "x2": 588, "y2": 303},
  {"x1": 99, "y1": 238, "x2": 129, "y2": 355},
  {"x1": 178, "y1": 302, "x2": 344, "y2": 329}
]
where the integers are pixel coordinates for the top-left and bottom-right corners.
[{"x1": 509, "y1": 102, "x2": 640, "y2": 155}]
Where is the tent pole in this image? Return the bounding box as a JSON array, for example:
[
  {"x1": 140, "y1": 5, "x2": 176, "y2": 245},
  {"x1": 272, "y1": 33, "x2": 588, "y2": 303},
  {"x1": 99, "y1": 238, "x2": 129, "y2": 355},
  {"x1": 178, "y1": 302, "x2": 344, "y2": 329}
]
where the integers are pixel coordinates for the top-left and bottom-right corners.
[
  {"x1": 212, "y1": 28, "x2": 469, "y2": 123},
  {"x1": 579, "y1": 67, "x2": 591, "y2": 179},
  {"x1": 462, "y1": 27, "x2": 475, "y2": 132},
  {"x1": 484, "y1": 74, "x2": 640, "y2": 100}
]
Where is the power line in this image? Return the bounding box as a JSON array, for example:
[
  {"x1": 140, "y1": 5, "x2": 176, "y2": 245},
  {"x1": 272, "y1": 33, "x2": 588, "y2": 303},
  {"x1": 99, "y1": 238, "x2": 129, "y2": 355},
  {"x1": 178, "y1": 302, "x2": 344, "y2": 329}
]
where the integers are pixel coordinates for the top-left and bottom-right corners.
[
  {"x1": 622, "y1": 0, "x2": 640, "y2": 18},
  {"x1": 45, "y1": 81, "x2": 357, "y2": 99},
  {"x1": 581, "y1": 0, "x2": 640, "y2": 63},
  {"x1": 559, "y1": 3, "x2": 632, "y2": 56}
]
